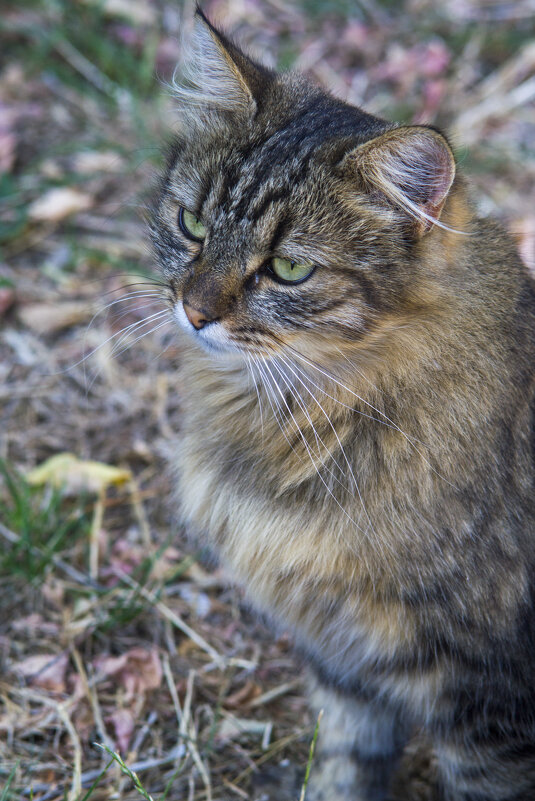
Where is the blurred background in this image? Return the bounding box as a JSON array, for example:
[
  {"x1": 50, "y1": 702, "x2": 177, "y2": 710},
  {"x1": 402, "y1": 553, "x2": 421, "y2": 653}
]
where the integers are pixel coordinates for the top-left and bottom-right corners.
[{"x1": 1, "y1": 1, "x2": 534, "y2": 799}]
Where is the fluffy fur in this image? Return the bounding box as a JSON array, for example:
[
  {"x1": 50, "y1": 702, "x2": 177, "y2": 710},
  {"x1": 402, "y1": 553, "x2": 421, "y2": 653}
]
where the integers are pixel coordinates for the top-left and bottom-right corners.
[{"x1": 151, "y1": 10, "x2": 535, "y2": 800}]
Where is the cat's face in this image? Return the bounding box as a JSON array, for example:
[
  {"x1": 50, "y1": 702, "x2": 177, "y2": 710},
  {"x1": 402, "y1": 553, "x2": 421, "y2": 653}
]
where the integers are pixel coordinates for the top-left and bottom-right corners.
[{"x1": 151, "y1": 11, "x2": 456, "y2": 371}]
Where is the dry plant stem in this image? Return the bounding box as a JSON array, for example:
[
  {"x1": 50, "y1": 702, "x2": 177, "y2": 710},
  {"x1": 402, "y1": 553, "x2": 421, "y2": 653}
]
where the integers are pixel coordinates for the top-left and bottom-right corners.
[
  {"x1": 130, "y1": 710, "x2": 158, "y2": 760},
  {"x1": 453, "y1": 41, "x2": 535, "y2": 142},
  {"x1": 89, "y1": 488, "x2": 104, "y2": 581},
  {"x1": 222, "y1": 778, "x2": 249, "y2": 798},
  {"x1": 454, "y1": 75, "x2": 535, "y2": 143},
  {"x1": 183, "y1": 670, "x2": 213, "y2": 801},
  {"x1": 115, "y1": 568, "x2": 224, "y2": 665},
  {"x1": 249, "y1": 679, "x2": 302, "y2": 708},
  {"x1": 51, "y1": 36, "x2": 129, "y2": 105},
  {"x1": 128, "y1": 478, "x2": 153, "y2": 548},
  {"x1": 231, "y1": 730, "x2": 307, "y2": 787},
  {"x1": 163, "y1": 653, "x2": 184, "y2": 732},
  {"x1": 71, "y1": 646, "x2": 116, "y2": 754},
  {"x1": 8, "y1": 689, "x2": 83, "y2": 801},
  {"x1": 57, "y1": 703, "x2": 83, "y2": 801}
]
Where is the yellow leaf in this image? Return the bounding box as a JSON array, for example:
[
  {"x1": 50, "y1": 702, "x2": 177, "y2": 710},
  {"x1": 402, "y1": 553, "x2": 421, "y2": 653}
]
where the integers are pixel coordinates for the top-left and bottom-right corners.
[{"x1": 26, "y1": 453, "x2": 131, "y2": 494}]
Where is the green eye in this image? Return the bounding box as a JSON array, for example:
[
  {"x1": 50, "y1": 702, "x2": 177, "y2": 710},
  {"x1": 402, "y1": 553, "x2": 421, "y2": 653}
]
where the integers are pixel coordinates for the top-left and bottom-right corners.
[
  {"x1": 270, "y1": 257, "x2": 315, "y2": 285},
  {"x1": 179, "y1": 207, "x2": 207, "y2": 241}
]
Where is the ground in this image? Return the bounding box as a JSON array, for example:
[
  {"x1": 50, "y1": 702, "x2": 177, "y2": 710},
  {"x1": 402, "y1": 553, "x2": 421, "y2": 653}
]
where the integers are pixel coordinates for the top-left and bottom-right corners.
[{"x1": 1, "y1": 1, "x2": 534, "y2": 799}]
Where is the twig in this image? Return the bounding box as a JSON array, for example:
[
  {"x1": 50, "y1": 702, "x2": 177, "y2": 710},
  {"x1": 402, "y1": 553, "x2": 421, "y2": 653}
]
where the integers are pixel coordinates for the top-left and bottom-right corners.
[
  {"x1": 51, "y1": 36, "x2": 130, "y2": 107},
  {"x1": 183, "y1": 670, "x2": 212, "y2": 801},
  {"x1": 89, "y1": 488, "x2": 104, "y2": 581},
  {"x1": 56, "y1": 704, "x2": 83, "y2": 801},
  {"x1": 249, "y1": 679, "x2": 302, "y2": 708},
  {"x1": 71, "y1": 646, "x2": 115, "y2": 754},
  {"x1": 163, "y1": 653, "x2": 184, "y2": 732},
  {"x1": 116, "y1": 569, "x2": 225, "y2": 666},
  {"x1": 129, "y1": 478, "x2": 152, "y2": 548},
  {"x1": 130, "y1": 710, "x2": 158, "y2": 760}
]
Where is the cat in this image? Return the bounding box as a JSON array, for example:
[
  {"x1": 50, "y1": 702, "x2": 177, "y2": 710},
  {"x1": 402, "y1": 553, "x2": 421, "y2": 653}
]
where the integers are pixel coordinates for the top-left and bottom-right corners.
[{"x1": 150, "y1": 9, "x2": 535, "y2": 801}]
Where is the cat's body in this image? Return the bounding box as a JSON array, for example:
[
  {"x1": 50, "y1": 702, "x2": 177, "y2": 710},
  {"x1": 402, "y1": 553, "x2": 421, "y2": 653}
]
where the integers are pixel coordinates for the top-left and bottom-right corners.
[{"x1": 151, "y1": 11, "x2": 535, "y2": 800}]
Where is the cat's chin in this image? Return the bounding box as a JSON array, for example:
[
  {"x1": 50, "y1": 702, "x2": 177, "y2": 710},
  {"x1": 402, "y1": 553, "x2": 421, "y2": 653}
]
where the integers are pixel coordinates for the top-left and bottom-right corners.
[{"x1": 192, "y1": 336, "x2": 243, "y2": 362}]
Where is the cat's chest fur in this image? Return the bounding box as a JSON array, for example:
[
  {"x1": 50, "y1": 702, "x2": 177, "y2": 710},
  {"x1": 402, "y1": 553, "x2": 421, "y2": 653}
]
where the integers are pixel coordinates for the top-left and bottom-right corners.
[{"x1": 173, "y1": 342, "x2": 528, "y2": 700}]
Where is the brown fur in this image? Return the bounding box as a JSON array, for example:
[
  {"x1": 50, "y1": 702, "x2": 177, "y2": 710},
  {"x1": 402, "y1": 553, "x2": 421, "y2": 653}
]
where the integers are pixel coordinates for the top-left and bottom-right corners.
[{"x1": 150, "y1": 11, "x2": 535, "y2": 800}]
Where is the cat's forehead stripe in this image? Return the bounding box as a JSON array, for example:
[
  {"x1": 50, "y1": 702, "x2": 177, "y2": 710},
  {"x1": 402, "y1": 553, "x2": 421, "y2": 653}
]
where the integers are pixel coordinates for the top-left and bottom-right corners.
[{"x1": 210, "y1": 101, "x2": 361, "y2": 222}]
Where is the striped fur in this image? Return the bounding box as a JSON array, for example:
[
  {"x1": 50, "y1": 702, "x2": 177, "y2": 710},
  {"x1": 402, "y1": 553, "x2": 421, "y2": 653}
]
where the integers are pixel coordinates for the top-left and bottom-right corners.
[{"x1": 150, "y1": 11, "x2": 535, "y2": 800}]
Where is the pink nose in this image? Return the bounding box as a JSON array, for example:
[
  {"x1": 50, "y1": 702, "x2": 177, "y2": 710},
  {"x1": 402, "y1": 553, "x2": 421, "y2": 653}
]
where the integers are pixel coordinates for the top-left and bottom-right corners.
[{"x1": 183, "y1": 303, "x2": 209, "y2": 330}]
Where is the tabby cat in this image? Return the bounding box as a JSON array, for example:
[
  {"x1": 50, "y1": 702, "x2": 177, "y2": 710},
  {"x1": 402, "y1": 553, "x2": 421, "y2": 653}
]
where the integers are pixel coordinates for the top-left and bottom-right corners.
[{"x1": 150, "y1": 10, "x2": 535, "y2": 801}]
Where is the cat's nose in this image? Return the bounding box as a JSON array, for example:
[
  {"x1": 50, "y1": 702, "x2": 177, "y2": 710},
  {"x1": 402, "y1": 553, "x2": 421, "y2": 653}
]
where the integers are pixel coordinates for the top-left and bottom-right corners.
[{"x1": 183, "y1": 302, "x2": 212, "y2": 330}]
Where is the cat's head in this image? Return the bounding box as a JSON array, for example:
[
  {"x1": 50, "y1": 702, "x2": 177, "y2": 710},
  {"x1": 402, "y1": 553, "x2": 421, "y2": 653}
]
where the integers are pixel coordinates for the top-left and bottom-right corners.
[{"x1": 151, "y1": 9, "x2": 458, "y2": 371}]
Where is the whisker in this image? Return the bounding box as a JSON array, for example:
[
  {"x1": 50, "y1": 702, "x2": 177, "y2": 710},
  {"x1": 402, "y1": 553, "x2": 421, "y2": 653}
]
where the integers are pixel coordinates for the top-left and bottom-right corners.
[
  {"x1": 105, "y1": 299, "x2": 167, "y2": 329},
  {"x1": 61, "y1": 309, "x2": 169, "y2": 376},
  {"x1": 284, "y1": 344, "x2": 456, "y2": 489},
  {"x1": 273, "y1": 343, "x2": 396, "y2": 429},
  {"x1": 110, "y1": 315, "x2": 173, "y2": 357},
  {"x1": 261, "y1": 357, "x2": 365, "y2": 544},
  {"x1": 271, "y1": 357, "x2": 352, "y2": 491},
  {"x1": 331, "y1": 344, "x2": 430, "y2": 448},
  {"x1": 80, "y1": 290, "x2": 165, "y2": 356},
  {"x1": 76, "y1": 274, "x2": 168, "y2": 291},
  {"x1": 108, "y1": 311, "x2": 171, "y2": 358},
  {"x1": 254, "y1": 358, "x2": 306, "y2": 463},
  {"x1": 246, "y1": 355, "x2": 264, "y2": 442},
  {"x1": 84, "y1": 315, "x2": 173, "y2": 393},
  {"x1": 276, "y1": 353, "x2": 375, "y2": 535}
]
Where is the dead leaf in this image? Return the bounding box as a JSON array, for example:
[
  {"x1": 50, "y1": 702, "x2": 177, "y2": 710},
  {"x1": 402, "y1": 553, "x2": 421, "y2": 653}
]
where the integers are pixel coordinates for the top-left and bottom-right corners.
[
  {"x1": 0, "y1": 287, "x2": 15, "y2": 317},
  {"x1": 107, "y1": 708, "x2": 135, "y2": 754},
  {"x1": 18, "y1": 300, "x2": 95, "y2": 335},
  {"x1": 81, "y1": 0, "x2": 156, "y2": 25},
  {"x1": 72, "y1": 150, "x2": 125, "y2": 174},
  {"x1": 95, "y1": 647, "x2": 163, "y2": 701},
  {"x1": 11, "y1": 613, "x2": 60, "y2": 637},
  {"x1": 12, "y1": 653, "x2": 69, "y2": 693},
  {"x1": 26, "y1": 453, "x2": 132, "y2": 494},
  {"x1": 28, "y1": 187, "x2": 92, "y2": 223}
]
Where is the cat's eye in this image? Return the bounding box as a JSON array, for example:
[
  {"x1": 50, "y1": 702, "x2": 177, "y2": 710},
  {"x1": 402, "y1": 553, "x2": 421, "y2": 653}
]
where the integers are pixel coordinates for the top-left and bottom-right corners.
[
  {"x1": 269, "y1": 257, "x2": 315, "y2": 285},
  {"x1": 178, "y1": 207, "x2": 207, "y2": 242}
]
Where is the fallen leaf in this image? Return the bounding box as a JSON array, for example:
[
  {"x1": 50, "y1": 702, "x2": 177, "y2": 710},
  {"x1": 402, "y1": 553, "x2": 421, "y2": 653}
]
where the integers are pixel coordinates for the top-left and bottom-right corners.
[
  {"x1": 0, "y1": 287, "x2": 15, "y2": 316},
  {"x1": 11, "y1": 613, "x2": 60, "y2": 637},
  {"x1": 28, "y1": 187, "x2": 92, "y2": 223},
  {"x1": 18, "y1": 300, "x2": 94, "y2": 335},
  {"x1": 12, "y1": 653, "x2": 68, "y2": 693},
  {"x1": 81, "y1": 0, "x2": 156, "y2": 25},
  {"x1": 72, "y1": 150, "x2": 125, "y2": 174},
  {"x1": 107, "y1": 708, "x2": 135, "y2": 754},
  {"x1": 26, "y1": 453, "x2": 132, "y2": 494},
  {"x1": 95, "y1": 647, "x2": 163, "y2": 701}
]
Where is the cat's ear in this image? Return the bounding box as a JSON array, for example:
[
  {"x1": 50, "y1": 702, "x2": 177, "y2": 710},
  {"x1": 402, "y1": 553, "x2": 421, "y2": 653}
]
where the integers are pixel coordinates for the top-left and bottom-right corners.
[
  {"x1": 172, "y1": 8, "x2": 271, "y2": 117},
  {"x1": 345, "y1": 126, "x2": 456, "y2": 237}
]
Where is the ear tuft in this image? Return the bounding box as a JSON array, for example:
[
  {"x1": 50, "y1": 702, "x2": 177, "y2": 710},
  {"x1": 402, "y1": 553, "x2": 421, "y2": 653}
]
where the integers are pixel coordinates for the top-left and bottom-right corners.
[
  {"x1": 171, "y1": 10, "x2": 270, "y2": 119},
  {"x1": 348, "y1": 127, "x2": 456, "y2": 236}
]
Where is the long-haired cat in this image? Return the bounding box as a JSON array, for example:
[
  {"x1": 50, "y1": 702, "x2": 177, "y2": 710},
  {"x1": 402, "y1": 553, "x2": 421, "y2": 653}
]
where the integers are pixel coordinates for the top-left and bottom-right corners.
[{"x1": 150, "y1": 10, "x2": 535, "y2": 800}]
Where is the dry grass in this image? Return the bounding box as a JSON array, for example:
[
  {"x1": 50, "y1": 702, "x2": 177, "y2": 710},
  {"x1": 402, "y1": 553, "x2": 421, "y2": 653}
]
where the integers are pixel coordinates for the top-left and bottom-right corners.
[{"x1": 1, "y1": 1, "x2": 534, "y2": 799}]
